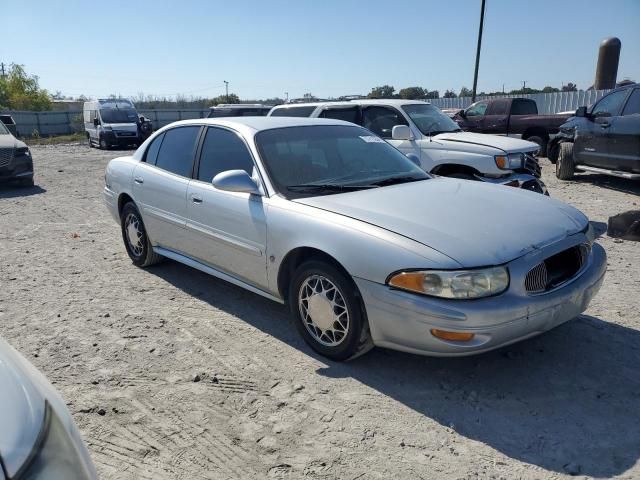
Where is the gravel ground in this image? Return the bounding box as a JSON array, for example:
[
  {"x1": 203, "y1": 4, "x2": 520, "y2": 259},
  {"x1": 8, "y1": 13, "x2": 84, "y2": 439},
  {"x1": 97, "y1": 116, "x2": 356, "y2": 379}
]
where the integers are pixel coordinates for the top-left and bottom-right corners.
[{"x1": 1, "y1": 144, "x2": 639, "y2": 480}]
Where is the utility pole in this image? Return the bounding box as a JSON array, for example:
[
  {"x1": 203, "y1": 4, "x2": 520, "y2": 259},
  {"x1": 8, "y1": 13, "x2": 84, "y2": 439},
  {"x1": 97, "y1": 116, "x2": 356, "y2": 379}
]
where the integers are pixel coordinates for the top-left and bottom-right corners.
[
  {"x1": 285, "y1": 92, "x2": 289, "y2": 103},
  {"x1": 223, "y1": 80, "x2": 229, "y2": 102},
  {"x1": 522, "y1": 80, "x2": 527, "y2": 91},
  {"x1": 471, "y1": 0, "x2": 486, "y2": 103}
]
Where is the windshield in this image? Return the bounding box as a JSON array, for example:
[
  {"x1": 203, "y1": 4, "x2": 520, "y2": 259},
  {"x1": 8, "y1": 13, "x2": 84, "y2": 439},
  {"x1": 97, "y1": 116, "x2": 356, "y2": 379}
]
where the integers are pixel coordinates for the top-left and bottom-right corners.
[
  {"x1": 99, "y1": 108, "x2": 138, "y2": 124},
  {"x1": 402, "y1": 104, "x2": 461, "y2": 136},
  {"x1": 255, "y1": 125, "x2": 429, "y2": 198},
  {"x1": 0, "y1": 122, "x2": 9, "y2": 135}
]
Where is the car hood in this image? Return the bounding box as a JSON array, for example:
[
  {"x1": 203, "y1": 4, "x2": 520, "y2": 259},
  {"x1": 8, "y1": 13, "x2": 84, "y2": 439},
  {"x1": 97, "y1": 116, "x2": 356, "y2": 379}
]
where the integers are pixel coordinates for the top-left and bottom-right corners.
[
  {"x1": 0, "y1": 338, "x2": 46, "y2": 478},
  {"x1": 0, "y1": 134, "x2": 18, "y2": 149},
  {"x1": 294, "y1": 178, "x2": 588, "y2": 267},
  {"x1": 434, "y1": 131, "x2": 539, "y2": 154}
]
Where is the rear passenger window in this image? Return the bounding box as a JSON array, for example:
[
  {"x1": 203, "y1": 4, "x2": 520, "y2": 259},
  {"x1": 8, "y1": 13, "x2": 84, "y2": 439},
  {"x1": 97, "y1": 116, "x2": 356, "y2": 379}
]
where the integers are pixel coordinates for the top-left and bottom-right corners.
[
  {"x1": 155, "y1": 126, "x2": 200, "y2": 177},
  {"x1": 320, "y1": 107, "x2": 360, "y2": 124},
  {"x1": 270, "y1": 106, "x2": 316, "y2": 117},
  {"x1": 144, "y1": 133, "x2": 164, "y2": 165},
  {"x1": 511, "y1": 100, "x2": 537, "y2": 115},
  {"x1": 197, "y1": 127, "x2": 255, "y2": 182},
  {"x1": 622, "y1": 89, "x2": 640, "y2": 116},
  {"x1": 465, "y1": 102, "x2": 488, "y2": 117},
  {"x1": 361, "y1": 106, "x2": 408, "y2": 138}
]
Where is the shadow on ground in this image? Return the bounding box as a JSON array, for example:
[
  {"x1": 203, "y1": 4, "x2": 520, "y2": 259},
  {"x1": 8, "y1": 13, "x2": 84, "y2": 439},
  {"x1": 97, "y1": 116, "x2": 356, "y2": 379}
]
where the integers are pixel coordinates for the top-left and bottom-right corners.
[
  {"x1": 0, "y1": 184, "x2": 46, "y2": 199},
  {"x1": 149, "y1": 260, "x2": 640, "y2": 478},
  {"x1": 571, "y1": 172, "x2": 640, "y2": 196}
]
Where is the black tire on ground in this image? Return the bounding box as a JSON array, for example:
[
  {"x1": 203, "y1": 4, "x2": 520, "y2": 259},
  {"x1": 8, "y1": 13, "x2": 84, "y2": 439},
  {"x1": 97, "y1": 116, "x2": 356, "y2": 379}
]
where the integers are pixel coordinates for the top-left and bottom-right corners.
[
  {"x1": 525, "y1": 135, "x2": 547, "y2": 157},
  {"x1": 99, "y1": 136, "x2": 109, "y2": 150},
  {"x1": 555, "y1": 142, "x2": 575, "y2": 180},
  {"x1": 87, "y1": 134, "x2": 94, "y2": 148},
  {"x1": 120, "y1": 202, "x2": 163, "y2": 267},
  {"x1": 289, "y1": 260, "x2": 373, "y2": 361}
]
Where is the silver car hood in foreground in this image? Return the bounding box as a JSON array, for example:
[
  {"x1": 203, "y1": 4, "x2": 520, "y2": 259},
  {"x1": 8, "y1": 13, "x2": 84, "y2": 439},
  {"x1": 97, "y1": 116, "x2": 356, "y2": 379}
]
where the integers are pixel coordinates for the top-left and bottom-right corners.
[{"x1": 295, "y1": 178, "x2": 587, "y2": 267}]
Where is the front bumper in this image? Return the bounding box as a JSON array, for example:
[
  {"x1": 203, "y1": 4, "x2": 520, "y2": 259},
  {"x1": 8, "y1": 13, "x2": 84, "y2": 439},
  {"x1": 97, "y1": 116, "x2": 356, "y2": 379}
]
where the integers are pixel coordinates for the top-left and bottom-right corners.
[
  {"x1": 477, "y1": 173, "x2": 548, "y2": 195},
  {"x1": 102, "y1": 131, "x2": 139, "y2": 147},
  {"x1": 355, "y1": 241, "x2": 606, "y2": 357},
  {"x1": 0, "y1": 152, "x2": 33, "y2": 181},
  {"x1": 103, "y1": 186, "x2": 120, "y2": 222}
]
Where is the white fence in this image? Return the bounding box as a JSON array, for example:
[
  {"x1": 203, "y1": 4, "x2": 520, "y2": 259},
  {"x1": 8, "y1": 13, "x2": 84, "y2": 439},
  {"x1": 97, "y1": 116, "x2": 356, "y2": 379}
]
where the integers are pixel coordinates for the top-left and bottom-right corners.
[
  {"x1": 430, "y1": 89, "x2": 611, "y2": 114},
  {"x1": 1, "y1": 89, "x2": 614, "y2": 137}
]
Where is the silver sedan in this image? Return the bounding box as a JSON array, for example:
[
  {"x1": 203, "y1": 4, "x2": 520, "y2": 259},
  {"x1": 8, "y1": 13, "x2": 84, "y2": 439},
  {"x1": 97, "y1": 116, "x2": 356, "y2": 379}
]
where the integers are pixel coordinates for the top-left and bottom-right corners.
[{"x1": 104, "y1": 117, "x2": 606, "y2": 360}]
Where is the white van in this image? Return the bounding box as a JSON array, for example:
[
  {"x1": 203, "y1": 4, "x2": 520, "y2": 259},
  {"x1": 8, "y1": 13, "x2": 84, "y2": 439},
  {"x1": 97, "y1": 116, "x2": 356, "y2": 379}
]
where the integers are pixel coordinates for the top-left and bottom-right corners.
[{"x1": 83, "y1": 99, "x2": 140, "y2": 149}]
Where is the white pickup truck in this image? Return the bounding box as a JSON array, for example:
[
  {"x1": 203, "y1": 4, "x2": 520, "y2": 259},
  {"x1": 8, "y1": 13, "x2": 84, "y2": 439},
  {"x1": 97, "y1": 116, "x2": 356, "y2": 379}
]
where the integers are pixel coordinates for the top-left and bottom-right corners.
[{"x1": 269, "y1": 99, "x2": 547, "y2": 194}]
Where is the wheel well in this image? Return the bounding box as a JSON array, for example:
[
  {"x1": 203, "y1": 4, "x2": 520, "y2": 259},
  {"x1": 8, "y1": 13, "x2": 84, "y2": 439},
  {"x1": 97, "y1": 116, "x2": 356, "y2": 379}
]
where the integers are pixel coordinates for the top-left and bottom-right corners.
[
  {"x1": 277, "y1": 247, "x2": 350, "y2": 301},
  {"x1": 522, "y1": 128, "x2": 549, "y2": 142},
  {"x1": 117, "y1": 193, "x2": 134, "y2": 217},
  {"x1": 430, "y1": 164, "x2": 481, "y2": 177}
]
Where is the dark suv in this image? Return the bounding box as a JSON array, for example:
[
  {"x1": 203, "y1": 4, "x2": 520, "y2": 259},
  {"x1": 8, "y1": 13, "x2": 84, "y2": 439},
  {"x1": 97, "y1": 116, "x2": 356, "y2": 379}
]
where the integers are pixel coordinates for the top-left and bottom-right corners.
[
  {"x1": 550, "y1": 83, "x2": 640, "y2": 181},
  {"x1": 0, "y1": 120, "x2": 34, "y2": 187}
]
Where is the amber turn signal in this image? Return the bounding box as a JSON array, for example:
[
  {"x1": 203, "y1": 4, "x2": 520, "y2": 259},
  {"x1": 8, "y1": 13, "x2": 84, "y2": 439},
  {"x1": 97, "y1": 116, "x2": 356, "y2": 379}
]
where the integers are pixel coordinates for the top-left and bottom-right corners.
[
  {"x1": 430, "y1": 329, "x2": 475, "y2": 342},
  {"x1": 495, "y1": 155, "x2": 508, "y2": 169}
]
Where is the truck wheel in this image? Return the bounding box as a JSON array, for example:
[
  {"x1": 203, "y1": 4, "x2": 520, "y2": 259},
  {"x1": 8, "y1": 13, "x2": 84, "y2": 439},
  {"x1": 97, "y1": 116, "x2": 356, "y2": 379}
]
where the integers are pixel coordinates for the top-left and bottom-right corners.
[
  {"x1": 87, "y1": 134, "x2": 94, "y2": 148},
  {"x1": 555, "y1": 143, "x2": 575, "y2": 180},
  {"x1": 526, "y1": 135, "x2": 547, "y2": 157},
  {"x1": 99, "y1": 136, "x2": 109, "y2": 150}
]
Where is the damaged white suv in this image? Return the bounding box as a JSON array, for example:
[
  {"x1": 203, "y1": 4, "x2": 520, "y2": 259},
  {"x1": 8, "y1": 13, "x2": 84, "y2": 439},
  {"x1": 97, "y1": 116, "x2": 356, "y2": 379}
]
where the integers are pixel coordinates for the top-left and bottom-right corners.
[{"x1": 269, "y1": 99, "x2": 547, "y2": 194}]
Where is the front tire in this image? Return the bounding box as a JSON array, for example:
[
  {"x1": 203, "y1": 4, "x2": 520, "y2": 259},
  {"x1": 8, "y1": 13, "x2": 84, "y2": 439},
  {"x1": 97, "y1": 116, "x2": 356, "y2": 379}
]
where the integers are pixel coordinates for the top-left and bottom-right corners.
[
  {"x1": 526, "y1": 135, "x2": 547, "y2": 157},
  {"x1": 99, "y1": 136, "x2": 109, "y2": 150},
  {"x1": 289, "y1": 260, "x2": 372, "y2": 361},
  {"x1": 555, "y1": 142, "x2": 575, "y2": 180},
  {"x1": 120, "y1": 202, "x2": 163, "y2": 267}
]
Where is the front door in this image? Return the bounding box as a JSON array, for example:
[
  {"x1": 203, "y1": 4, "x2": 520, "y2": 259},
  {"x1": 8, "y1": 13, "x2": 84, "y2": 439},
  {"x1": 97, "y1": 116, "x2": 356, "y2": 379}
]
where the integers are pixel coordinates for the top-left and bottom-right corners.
[
  {"x1": 185, "y1": 126, "x2": 268, "y2": 289},
  {"x1": 607, "y1": 88, "x2": 640, "y2": 172},
  {"x1": 133, "y1": 126, "x2": 201, "y2": 253}
]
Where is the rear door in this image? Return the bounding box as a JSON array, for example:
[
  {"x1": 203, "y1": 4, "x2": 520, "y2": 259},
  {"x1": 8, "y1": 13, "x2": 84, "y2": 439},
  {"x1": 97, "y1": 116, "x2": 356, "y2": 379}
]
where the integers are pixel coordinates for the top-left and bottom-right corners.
[
  {"x1": 185, "y1": 126, "x2": 268, "y2": 288},
  {"x1": 133, "y1": 126, "x2": 201, "y2": 253},
  {"x1": 606, "y1": 88, "x2": 640, "y2": 172},
  {"x1": 481, "y1": 99, "x2": 510, "y2": 134},
  {"x1": 318, "y1": 105, "x2": 361, "y2": 125},
  {"x1": 575, "y1": 89, "x2": 630, "y2": 168},
  {"x1": 360, "y1": 106, "x2": 420, "y2": 158}
]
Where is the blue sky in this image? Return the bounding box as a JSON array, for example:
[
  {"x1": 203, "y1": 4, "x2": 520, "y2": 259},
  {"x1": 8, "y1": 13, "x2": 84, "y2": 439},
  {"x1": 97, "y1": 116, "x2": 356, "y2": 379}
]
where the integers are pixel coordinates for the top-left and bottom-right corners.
[{"x1": 2, "y1": 0, "x2": 639, "y2": 100}]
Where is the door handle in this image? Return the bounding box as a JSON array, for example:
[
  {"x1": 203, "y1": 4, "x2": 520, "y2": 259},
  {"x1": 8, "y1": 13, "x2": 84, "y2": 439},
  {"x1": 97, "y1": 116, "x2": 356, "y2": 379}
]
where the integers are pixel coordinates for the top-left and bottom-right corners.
[
  {"x1": 191, "y1": 195, "x2": 203, "y2": 204},
  {"x1": 599, "y1": 122, "x2": 610, "y2": 128},
  {"x1": 134, "y1": 176, "x2": 144, "y2": 184}
]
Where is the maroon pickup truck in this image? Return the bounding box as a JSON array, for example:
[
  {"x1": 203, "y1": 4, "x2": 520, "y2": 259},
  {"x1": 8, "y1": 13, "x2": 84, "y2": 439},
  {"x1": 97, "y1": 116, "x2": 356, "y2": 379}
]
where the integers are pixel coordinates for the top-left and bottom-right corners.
[{"x1": 451, "y1": 98, "x2": 573, "y2": 156}]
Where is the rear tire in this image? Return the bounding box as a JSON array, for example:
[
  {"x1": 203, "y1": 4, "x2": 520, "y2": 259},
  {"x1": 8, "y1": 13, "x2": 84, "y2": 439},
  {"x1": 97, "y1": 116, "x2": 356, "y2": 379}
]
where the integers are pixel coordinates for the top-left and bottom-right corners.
[
  {"x1": 120, "y1": 202, "x2": 163, "y2": 267},
  {"x1": 87, "y1": 134, "x2": 94, "y2": 148},
  {"x1": 525, "y1": 135, "x2": 547, "y2": 157},
  {"x1": 289, "y1": 260, "x2": 372, "y2": 361},
  {"x1": 555, "y1": 142, "x2": 575, "y2": 180}
]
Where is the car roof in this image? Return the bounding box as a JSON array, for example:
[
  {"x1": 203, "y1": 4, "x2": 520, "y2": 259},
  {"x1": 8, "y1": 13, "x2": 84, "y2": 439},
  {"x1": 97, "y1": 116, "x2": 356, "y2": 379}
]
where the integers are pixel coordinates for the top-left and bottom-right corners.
[
  {"x1": 270, "y1": 99, "x2": 432, "y2": 110},
  {"x1": 160, "y1": 116, "x2": 358, "y2": 134},
  {"x1": 209, "y1": 104, "x2": 272, "y2": 109}
]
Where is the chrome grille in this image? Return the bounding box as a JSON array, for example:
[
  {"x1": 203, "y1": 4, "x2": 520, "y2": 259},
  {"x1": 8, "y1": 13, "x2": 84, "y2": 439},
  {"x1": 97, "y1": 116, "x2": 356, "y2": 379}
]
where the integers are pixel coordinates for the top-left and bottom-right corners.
[
  {"x1": 0, "y1": 147, "x2": 14, "y2": 168},
  {"x1": 523, "y1": 153, "x2": 541, "y2": 177},
  {"x1": 525, "y1": 243, "x2": 590, "y2": 294}
]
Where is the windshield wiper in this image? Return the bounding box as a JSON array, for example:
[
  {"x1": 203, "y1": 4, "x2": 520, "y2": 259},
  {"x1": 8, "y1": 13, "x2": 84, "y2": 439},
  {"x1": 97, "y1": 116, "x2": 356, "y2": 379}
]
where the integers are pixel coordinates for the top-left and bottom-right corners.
[
  {"x1": 366, "y1": 175, "x2": 428, "y2": 187},
  {"x1": 287, "y1": 183, "x2": 377, "y2": 193}
]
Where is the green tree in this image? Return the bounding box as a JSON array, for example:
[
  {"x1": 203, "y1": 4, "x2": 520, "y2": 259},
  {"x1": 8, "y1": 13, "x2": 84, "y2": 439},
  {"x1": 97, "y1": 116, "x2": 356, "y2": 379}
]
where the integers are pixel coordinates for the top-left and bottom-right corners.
[
  {"x1": 210, "y1": 93, "x2": 240, "y2": 105},
  {"x1": 443, "y1": 89, "x2": 457, "y2": 98},
  {"x1": 0, "y1": 64, "x2": 52, "y2": 110},
  {"x1": 368, "y1": 85, "x2": 396, "y2": 99},
  {"x1": 459, "y1": 87, "x2": 472, "y2": 97},
  {"x1": 425, "y1": 90, "x2": 439, "y2": 99},
  {"x1": 561, "y1": 83, "x2": 578, "y2": 92},
  {"x1": 542, "y1": 86, "x2": 560, "y2": 93},
  {"x1": 398, "y1": 86, "x2": 425, "y2": 99}
]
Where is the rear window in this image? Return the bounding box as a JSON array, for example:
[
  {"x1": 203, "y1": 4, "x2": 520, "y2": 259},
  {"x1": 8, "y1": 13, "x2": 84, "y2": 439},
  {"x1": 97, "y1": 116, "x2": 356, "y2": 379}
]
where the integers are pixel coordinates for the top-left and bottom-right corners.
[
  {"x1": 319, "y1": 107, "x2": 360, "y2": 124},
  {"x1": 511, "y1": 99, "x2": 537, "y2": 115},
  {"x1": 270, "y1": 106, "x2": 316, "y2": 117}
]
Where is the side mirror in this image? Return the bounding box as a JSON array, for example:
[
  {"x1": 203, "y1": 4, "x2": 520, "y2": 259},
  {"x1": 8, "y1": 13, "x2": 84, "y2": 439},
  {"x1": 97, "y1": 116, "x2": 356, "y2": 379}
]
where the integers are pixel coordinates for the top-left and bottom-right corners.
[
  {"x1": 405, "y1": 153, "x2": 421, "y2": 167},
  {"x1": 212, "y1": 169, "x2": 261, "y2": 195},
  {"x1": 93, "y1": 118, "x2": 100, "y2": 126},
  {"x1": 575, "y1": 106, "x2": 588, "y2": 118},
  {"x1": 392, "y1": 125, "x2": 412, "y2": 140}
]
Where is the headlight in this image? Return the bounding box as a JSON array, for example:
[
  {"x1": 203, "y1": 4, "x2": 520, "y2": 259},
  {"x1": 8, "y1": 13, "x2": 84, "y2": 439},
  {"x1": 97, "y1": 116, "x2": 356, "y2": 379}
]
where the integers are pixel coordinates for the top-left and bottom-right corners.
[
  {"x1": 388, "y1": 266, "x2": 509, "y2": 299},
  {"x1": 16, "y1": 146, "x2": 31, "y2": 157},
  {"x1": 495, "y1": 153, "x2": 524, "y2": 170},
  {"x1": 16, "y1": 401, "x2": 93, "y2": 479}
]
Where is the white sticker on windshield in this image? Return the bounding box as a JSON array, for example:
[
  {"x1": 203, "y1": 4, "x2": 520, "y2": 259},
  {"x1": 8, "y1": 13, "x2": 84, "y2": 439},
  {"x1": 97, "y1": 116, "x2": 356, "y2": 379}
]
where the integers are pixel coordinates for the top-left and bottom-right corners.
[{"x1": 359, "y1": 135, "x2": 385, "y2": 143}]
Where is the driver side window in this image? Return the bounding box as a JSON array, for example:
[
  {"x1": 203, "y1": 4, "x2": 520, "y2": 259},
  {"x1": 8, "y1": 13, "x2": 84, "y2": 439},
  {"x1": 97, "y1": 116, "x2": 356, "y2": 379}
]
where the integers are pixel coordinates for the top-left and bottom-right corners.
[
  {"x1": 465, "y1": 102, "x2": 488, "y2": 117},
  {"x1": 361, "y1": 107, "x2": 408, "y2": 139},
  {"x1": 592, "y1": 90, "x2": 628, "y2": 117}
]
